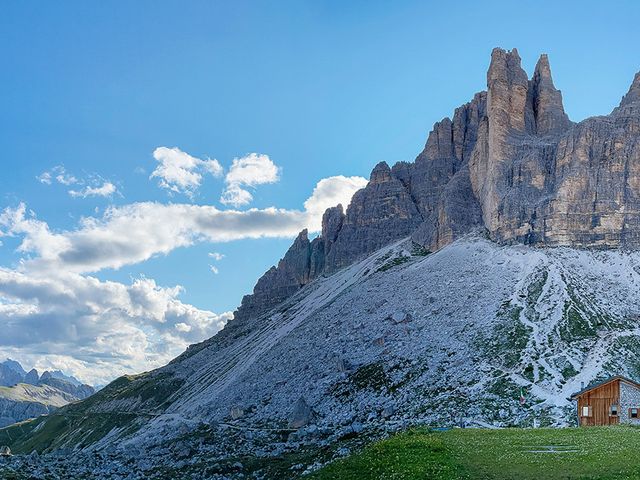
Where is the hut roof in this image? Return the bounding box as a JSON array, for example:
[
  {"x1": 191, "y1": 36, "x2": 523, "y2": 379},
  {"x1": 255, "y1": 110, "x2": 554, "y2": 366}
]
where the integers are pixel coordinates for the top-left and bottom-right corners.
[{"x1": 570, "y1": 375, "x2": 640, "y2": 399}]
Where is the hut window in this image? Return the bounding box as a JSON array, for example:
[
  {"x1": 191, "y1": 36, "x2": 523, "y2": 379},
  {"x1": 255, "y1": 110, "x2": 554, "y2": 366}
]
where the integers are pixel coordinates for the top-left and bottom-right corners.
[
  {"x1": 631, "y1": 408, "x2": 639, "y2": 418},
  {"x1": 582, "y1": 406, "x2": 592, "y2": 417},
  {"x1": 610, "y1": 404, "x2": 618, "y2": 416}
]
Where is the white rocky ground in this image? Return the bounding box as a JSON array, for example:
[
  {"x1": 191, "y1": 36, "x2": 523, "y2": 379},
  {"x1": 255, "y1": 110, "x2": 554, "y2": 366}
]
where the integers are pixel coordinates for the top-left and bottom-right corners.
[
  {"x1": 142, "y1": 233, "x2": 640, "y2": 437},
  {"x1": 5, "y1": 234, "x2": 640, "y2": 478}
]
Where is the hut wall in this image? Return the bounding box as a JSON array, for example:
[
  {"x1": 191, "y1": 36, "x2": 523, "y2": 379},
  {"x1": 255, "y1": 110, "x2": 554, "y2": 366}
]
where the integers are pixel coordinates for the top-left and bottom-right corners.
[{"x1": 577, "y1": 379, "x2": 620, "y2": 426}]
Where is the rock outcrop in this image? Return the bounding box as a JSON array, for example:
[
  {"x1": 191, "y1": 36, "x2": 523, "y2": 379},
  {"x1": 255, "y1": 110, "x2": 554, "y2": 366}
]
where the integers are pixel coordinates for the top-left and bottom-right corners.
[
  {"x1": 324, "y1": 162, "x2": 423, "y2": 271},
  {"x1": 232, "y1": 48, "x2": 640, "y2": 325},
  {"x1": 234, "y1": 230, "x2": 321, "y2": 322}
]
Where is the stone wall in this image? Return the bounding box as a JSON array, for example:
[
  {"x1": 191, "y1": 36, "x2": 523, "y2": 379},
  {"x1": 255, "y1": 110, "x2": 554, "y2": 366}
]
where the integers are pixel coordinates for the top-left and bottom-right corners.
[{"x1": 619, "y1": 381, "x2": 640, "y2": 425}]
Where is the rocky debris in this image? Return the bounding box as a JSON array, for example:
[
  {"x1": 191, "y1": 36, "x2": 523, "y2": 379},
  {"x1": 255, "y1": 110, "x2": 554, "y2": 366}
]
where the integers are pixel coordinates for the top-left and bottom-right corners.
[
  {"x1": 229, "y1": 406, "x2": 244, "y2": 420},
  {"x1": 288, "y1": 397, "x2": 315, "y2": 429},
  {"x1": 334, "y1": 357, "x2": 352, "y2": 373},
  {"x1": 389, "y1": 311, "x2": 412, "y2": 324}
]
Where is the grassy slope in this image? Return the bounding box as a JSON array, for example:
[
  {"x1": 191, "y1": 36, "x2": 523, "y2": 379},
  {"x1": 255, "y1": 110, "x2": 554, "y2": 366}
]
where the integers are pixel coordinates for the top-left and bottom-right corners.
[
  {"x1": 311, "y1": 427, "x2": 640, "y2": 480},
  {"x1": 0, "y1": 372, "x2": 184, "y2": 453}
]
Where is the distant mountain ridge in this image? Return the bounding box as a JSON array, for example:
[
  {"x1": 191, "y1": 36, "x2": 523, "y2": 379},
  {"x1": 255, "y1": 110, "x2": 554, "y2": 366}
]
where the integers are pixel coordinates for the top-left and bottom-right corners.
[
  {"x1": 0, "y1": 359, "x2": 93, "y2": 396},
  {"x1": 0, "y1": 359, "x2": 95, "y2": 427}
]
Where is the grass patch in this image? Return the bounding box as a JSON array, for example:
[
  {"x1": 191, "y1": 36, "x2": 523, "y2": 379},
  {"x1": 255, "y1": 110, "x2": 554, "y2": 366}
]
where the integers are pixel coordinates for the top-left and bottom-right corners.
[
  {"x1": 311, "y1": 426, "x2": 640, "y2": 480},
  {"x1": 331, "y1": 362, "x2": 391, "y2": 398},
  {"x1": 478, "y1": 302, "x2": 530, "y2": 370},
  {"x1": 310, "y1": 428, "x2": 464, "y2": 479},
  {"x1": 376, "y1": 255, "x2": 410, "y2": 273}
]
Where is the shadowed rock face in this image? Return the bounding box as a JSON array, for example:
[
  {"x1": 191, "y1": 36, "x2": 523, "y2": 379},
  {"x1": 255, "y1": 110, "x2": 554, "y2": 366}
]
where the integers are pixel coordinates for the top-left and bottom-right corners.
[
  {"x1": 324, "y1": 162, "x2": 423, "y2": 272},
  {"x1": 233, "y1": 48, "x2": 640, "y2": 323},
  {"x1": 234, "y1": 230, "x2": 315, "y2": 322}
]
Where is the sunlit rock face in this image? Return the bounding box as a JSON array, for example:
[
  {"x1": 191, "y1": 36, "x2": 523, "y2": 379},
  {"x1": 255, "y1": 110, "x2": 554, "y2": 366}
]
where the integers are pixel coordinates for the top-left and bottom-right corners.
[{"x1": 236, "y1": 48, "x2": 640, "y2": 325}]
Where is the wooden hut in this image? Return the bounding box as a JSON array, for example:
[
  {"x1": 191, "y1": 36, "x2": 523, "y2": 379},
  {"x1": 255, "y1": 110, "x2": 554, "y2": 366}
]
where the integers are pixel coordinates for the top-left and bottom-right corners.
[{"x1": 570, "y1": 376, "x2": 640, "y2": 426}]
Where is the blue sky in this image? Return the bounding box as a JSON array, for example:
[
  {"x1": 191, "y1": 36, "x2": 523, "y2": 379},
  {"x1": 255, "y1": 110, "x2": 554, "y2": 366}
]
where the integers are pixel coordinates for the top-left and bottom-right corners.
[{"x1": 1, "y1": 0, "x2": 639, "y2": 383}]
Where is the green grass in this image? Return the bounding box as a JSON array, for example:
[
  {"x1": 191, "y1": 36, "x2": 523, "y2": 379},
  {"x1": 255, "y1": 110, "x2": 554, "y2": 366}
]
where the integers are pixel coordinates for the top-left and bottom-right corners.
[
  {"x1": 311, "y1": 426, "x2": 640, "y2": 480},
  {"x1": 0, "y1": 372, "x2": 185, "y2": 454}
]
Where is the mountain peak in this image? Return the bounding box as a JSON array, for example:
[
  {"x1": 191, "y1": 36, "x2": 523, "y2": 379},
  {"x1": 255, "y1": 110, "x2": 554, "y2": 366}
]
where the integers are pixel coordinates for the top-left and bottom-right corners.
[
  {"x1": 530, "y1": 53, "x2": 571, "y2": 134},
  {"x1": 533, "y1": 54, "x2": 552, "y2": 82},
  {"x1": 615, "y1": 71, "x2": 640, "y2": 114},
  {"x1": 369, "y1": 161, "x2": 391, "y2": 184},
  {"x1": 488, "y1": 48, "x2": 528, "y2": 86},
  {"x1": 487, "y1": 47, "x2": 531, "y2": 134}
]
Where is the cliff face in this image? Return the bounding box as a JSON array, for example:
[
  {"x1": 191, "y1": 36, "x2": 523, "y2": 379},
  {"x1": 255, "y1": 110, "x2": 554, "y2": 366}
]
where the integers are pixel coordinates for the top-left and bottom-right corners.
[{"x1": 235, "y1": 48, "x2": 640, "y2": 324}]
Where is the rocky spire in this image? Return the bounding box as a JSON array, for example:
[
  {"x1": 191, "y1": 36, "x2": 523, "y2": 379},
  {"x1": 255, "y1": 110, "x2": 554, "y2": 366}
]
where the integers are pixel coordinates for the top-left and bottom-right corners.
[
  {"x1": 369, "y1": 161, "x2": 393, "y2": 184},
  {"x1": 424, "y1": 117, "x2": 454, "y2": 161},
  {"x1": 530, "y1": 54, "x2": 571, "y2": 134},
  {"x1": 321, "y1": 205, "x2": 344, "y2": 255},
  {"x1": 487, "y1": 47, "x2": 533, "y2": 133},
  {"x1": 613, "y1": 72, "x2": 640, "y2": 115}
]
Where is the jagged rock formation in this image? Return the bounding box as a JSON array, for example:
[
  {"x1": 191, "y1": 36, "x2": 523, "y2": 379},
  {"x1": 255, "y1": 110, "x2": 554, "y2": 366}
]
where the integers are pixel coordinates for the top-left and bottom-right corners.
[
  {"x1": 0, "y1": 361, "x2": 25, "y2": 388},
  {"x1": 233, "y1": 229, "x2": 322, "y2": 322},
  {"x1": 324, "y1": 162, "x2": 423, "y2": 271},
  {"x1": 24, "y1": 369, "x2": 39, "y2": 386},
  {"x1": 236, "y1": 48, "x2": 640, "y2": 321}
]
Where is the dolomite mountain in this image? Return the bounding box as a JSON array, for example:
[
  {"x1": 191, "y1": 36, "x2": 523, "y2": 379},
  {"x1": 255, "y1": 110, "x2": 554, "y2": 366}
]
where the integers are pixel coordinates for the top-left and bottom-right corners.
[
  {"x1": 4, "y1": 48, "x2": 640, "y2": 478},
  {"x1": 0, "y1": 360, "x2": 95, "y2": 428},
  {"x1": 235, "y1": 48, "x2": 640, "y2": 323}
]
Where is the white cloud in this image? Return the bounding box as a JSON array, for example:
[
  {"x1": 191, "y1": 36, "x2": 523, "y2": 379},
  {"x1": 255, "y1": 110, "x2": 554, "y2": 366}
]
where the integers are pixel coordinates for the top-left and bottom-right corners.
[
  {"x1": 151, "y1": 147, "x2": 223, "y2": 197},
  {"x1": 220, "y1": 153, "x2": 280, "y2": 207},
  {"x1": 209, "y1": 265, "x2": 219, "y2": 274},
  {"x1": 0, "y1": 173, "x2": 367, "y2": 383},
  {"x1": 55, "y1": 169, "x2": 78, "y2": 186},
  {"x1": 37, "y1": 166, "x2": 118, "y2": 200},
  {"x1": 175, "y1": 322, "x2": 191, "y2": 333},
  {"x1": 0, "y1": 268, "x2": 231, "y2": 384},
  {"x1": 1, "y1": 174, "x2": 367, "y2": 275},
  {"x1": 220, "y1": 184, "x2": 254, "y2": 207},
  {"x1": 69, "y1": 182, "x2": 117, "y2": 198},
  {"x1": 303, "y1": 175, "x2": 369, "y2": 230},
  {"x1": 36, "y1": 172, "x2": 52, "y2": 185},
  {"x1": 38, "y1": 166, "x2": 78, "y2": 186}
]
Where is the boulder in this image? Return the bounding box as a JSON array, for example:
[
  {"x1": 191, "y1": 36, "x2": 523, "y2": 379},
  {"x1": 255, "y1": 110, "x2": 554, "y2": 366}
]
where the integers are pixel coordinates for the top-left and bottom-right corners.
[{"x1": 288, "y1": 397, "x2": 315, "y2": 429}]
